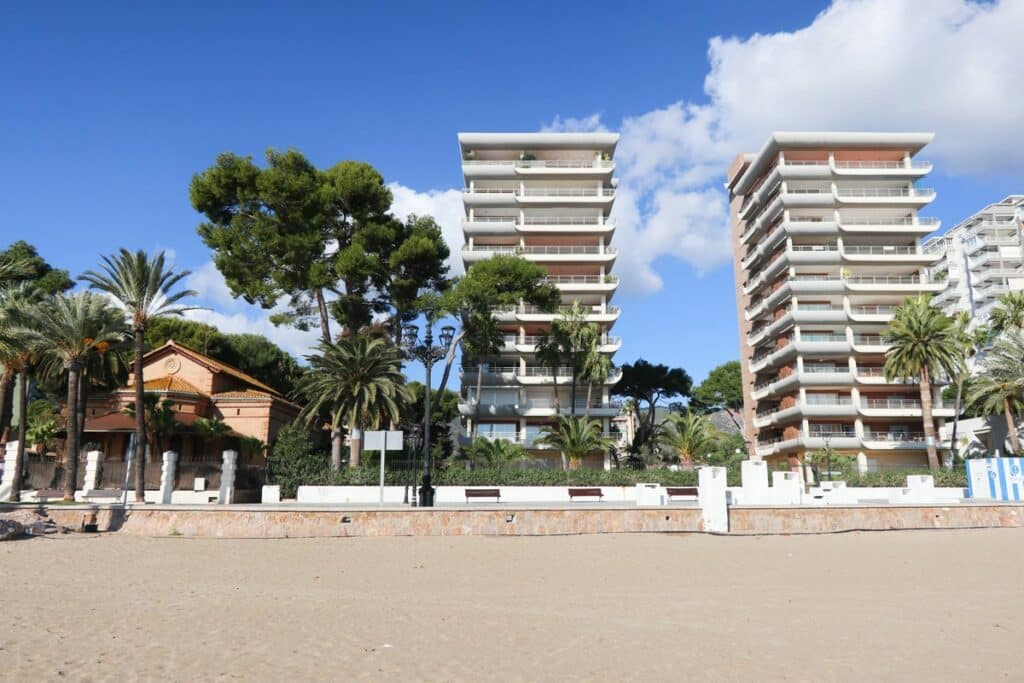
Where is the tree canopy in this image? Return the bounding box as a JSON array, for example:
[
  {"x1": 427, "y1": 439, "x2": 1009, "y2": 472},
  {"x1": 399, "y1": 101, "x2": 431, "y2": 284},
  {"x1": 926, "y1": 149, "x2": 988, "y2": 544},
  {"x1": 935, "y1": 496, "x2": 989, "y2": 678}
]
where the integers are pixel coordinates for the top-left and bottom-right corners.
[
  {"x1": 614, "y1": 359, "x2": 692, "y2": 460},
  {"x1": 690, "y1": 360, "x2": 743, "y2": 413},
  {"x1": 190, "y1": 150, "x2": 449, "y2": 342},
  {"x1": 0, "y1": 241, "x2": 73, "y2": 295}
]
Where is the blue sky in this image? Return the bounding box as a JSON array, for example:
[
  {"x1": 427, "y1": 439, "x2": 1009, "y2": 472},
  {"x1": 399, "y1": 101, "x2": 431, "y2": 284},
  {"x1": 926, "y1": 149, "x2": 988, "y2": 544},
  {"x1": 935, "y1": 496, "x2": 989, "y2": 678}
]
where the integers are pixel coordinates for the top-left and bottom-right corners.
[{"x1": 3, "y1": 0, "x2": 1022, "y2": 388}]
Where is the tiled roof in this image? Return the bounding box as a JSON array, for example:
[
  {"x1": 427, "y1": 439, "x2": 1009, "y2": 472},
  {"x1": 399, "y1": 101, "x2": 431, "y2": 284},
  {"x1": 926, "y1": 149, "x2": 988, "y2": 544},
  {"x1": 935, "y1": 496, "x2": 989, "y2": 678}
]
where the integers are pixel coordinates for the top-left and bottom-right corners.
[
  {"x1": 211, "y1": 390, "x2": 274, "y2": 401},
  {"x1": 143, "y1": 340, "x2": 284, "y2": 398},
  {"x1": 124, "y1": 376, "x2": 203, "y2": 394}
]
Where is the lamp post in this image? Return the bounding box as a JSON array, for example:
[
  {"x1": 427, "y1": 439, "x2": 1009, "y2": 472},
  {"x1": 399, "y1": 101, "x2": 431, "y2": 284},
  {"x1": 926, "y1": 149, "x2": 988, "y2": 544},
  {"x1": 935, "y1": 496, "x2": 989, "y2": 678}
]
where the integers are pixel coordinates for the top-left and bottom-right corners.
[{"x1": 402, "y1": 317, "x2": 456, "y2": 507}]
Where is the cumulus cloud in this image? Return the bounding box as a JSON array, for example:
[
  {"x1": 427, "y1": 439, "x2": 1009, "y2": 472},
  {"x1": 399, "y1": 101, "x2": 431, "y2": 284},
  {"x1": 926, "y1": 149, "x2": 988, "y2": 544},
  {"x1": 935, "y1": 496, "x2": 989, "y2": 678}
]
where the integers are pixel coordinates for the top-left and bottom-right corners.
[
  {"x1": 387, "y1": 182, "x2": 466, "y2": 275},
  {"x1": 183, "y1": 262, "x2": 321, "y2": 360},
  {"x1": 607, "y1": 0, "x2": 1024, "y2": 293}
]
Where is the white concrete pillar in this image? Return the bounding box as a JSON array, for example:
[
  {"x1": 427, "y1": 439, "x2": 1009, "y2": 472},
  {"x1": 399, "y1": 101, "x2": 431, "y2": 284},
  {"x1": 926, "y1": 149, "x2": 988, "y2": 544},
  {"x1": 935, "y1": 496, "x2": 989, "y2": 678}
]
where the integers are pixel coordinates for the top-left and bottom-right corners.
[
  {"x1": 0, "y1": 441, "x2": 19, "y2": 501},
  {"x1": 83, "y1": 450, "x2": 104, "y2": 494},
  {"x1": 698, "y1": 466, "x2": 729, "y2": 533},
  {"x1": 856, "y1": 451, "x2": 868, "y2": 474},
  {"x1": 741, "y1": 459, "x2": 769, "y2": 495},
  {"x1": 158, "y1": 450, "x2": 178, "y2": 504},
  {"x1": 218, "y1": 449, "x2": 238, "y2": 505}
]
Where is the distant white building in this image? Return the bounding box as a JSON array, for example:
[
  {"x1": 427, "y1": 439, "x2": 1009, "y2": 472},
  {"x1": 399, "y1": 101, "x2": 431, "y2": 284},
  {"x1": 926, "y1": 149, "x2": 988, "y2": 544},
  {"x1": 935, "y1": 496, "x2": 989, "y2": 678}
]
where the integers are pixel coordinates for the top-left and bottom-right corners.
[{"x1": 924, "y1": 195, "x2": 1024, "y2": 327}]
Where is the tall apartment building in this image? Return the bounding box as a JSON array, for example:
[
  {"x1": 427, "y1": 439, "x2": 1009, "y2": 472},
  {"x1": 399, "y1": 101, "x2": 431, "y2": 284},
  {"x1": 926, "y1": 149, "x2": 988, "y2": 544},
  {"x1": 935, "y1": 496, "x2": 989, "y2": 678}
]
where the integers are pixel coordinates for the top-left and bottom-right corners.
[
  {"x1": 923, "y1": 195, "x2": 1024, "y2": 326},
  {"x1": 457, "y1": 132, "x2": 623, "y2": 469},
  {"x1": 727, "y1": 132, "x2": 954, "y2": 472}
]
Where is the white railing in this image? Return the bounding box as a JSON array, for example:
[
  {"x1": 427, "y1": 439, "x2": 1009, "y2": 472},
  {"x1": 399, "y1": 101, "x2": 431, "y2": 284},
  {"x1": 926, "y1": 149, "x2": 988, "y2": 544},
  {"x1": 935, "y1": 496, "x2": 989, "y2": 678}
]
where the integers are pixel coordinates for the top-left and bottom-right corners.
[
  {"x1": 544, "y1": 275, "x2": 618, "y2": 284},
  {"x1": 783, "y1": 160, "x2": 829, "y2": 166},
  {"x1": 522, "y1": 216, "x2": 605, "y2": 225},
  {"x1": 465, "y1": 187, "x2": 517, "y2": 194},
  {"x1": 834, "y1": 160, "x2": 904, "y2": 169},
  {"x1": 463, "y1": 159, "x2": 613, "y2": 169},
  {"x1": 464, "y1": 245, "x2": 616, "y2": 256},
  {"x1": 863, "y1": 431, "x2": 927, "y2": 442},
  {"x1": 521, "y1": 188, "x2": 615, "y2": 198},
  {"x1": 863, "y1": 398, "x2": 921, "y2": 409},
  {"x1": 796, "y1": 304, "x2": 839, "y2": 312},
  {"x1": 836, "y1": 187, "x2": 935, "y2": 198},
  {"x1": 467, "y1": 215, "x2": 517, "y2": 223},
  {"x1": 791, "y1": 244, "x2": 838, "y2": 252},
  {"x1": 847, "y1": 275, "x2": 923, "y2": 285},
  {"x1": 852, "y1": 305, "x2": 896, "y2": 315},
  {"x1": 800, "y1": 333, "x2": 847, "y2": 343},
  {"x1": 843, "y1": 245, "x2": 920, "y2": 255},
  {"x1": 853, "y1": 335, "x2": 887, "y2": 345},
  {"x1": 786, "y1": 188, "x2": 830, "y2": 194},
  {"x1": 804, "y1": 364, "x2": 842, "y2": 373}
]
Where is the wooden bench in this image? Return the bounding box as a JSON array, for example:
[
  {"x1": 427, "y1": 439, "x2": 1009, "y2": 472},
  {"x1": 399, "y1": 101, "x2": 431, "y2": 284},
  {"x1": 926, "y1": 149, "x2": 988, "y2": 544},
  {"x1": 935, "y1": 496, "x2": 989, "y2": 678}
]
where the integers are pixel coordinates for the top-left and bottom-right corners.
[
  {"x1": 34, "y1": 488, "x2": 63, "y2": 500},
  {"x1": 665, "y1": 486, "x2": 699, "y2": 500},
  {"x1": 567, "y1": 487, "x2": 604, "y2": 501},
  {"x1": 82, "y1": 489, "x2": 121, "y2": 500},
  {"x1": 465, "y1": 488, "x2": 500, "y2": 503}
]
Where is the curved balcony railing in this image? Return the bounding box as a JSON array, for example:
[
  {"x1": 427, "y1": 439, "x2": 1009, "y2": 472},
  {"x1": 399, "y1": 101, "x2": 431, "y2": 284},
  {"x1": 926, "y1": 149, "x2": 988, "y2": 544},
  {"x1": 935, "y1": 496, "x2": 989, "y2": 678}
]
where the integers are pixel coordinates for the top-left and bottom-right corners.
[
  {"x1": 463, "y1": 159, "x2": 614, "y2": 169},
  {"x1": 843, "y1": 245, "x2": 920, "y2": 255},
  {"x1": 836, "y1": 187, "x2": 935, "y2": 198}
]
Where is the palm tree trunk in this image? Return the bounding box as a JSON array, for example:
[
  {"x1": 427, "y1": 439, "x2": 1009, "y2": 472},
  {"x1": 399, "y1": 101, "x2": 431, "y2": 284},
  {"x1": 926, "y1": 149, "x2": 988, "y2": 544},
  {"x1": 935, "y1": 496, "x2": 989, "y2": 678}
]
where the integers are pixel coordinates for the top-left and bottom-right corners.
[
  {"x1": 0, "y1": 367, "x2": 12, "y2": 443},
  {"x1": 473, "y1": 366, "x2": 484, "y2": 440},
  {"x1": 349, "y1": 419, "x2": 362, "y2": 468},
  {"x1": 8, "y1": 369, "x2": 28, "y2": 503},
  {"x1": 1004, "y1": 398, "x2": 1020, "y2": 455},
  {"x1": 950, "y1": 376, "x2": 964, "y2": 460},
  {"x1": 62, "y1": 366, "x2": 81, "y2": 501},
  {"x1": 434, "y1": 331, "x2": 465, "y2": 396},
  {"x1": 77, "y1": 374, "x2": 87, "y2": 456},
  {"x1": 330, "y1": 421, "x2": 343, "y2": 471},
  {"x1": 133, "y1": 328, "x2": 146, "y2": 502},
  {"x1": 570, "y1": 363, "x2": 578, "y2": 417},
  {"x1": 584, "y1": 382, "x2": 593, "y2": 419},
  {"x1": 919, "y1": 367, "x2": 940, "y2": 470}
]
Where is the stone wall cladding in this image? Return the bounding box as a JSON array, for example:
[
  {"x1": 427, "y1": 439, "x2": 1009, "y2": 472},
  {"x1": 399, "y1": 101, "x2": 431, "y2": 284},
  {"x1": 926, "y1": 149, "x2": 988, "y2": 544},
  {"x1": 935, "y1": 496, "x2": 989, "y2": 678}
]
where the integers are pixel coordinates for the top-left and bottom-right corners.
[
  {"x1": 729, "y1": 504, "x2": 1024, "y2": 534},
  {"x1": 14, "y1": 503, "x2": 1024, "y2": 538},
  {"x1": 33, "y1": 505, "x2": 705, "y2": 538}
]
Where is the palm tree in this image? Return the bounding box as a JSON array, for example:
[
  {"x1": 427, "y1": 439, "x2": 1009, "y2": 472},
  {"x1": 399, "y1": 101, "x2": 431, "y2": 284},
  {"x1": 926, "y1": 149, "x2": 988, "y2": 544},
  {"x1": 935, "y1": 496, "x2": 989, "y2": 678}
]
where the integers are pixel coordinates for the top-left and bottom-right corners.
[
  {"x1": 536, "y1": 301, "x2": 598, "y2": 417},
  {"x1": 949, "y1": 313, "x2": 989, "y2": 460},
  {"x1": 0, "y1": 285, "x2": 46, "y2": 501},
  {"x1": 193, "y1": 416, "x2": 231, "y2": 458},
  {"x1": 990, "y1": 291, "x2": 1024, "y2": 335},
  {"x1": 883, "y1": 296, "x2": 962, "y2": 469},
  {"x1": 17, "y1": 292, "x2": 127, "y2": 500},
  {"x1": 80, "y1": 249, "x2": 197, "y2": 501},
  {"x1": 966, "y1": 330, "x2": 1024, "y2": 455},
  {"x1": 461, "y1": 311, "x2": 505, "y2": 439},
  {"x1": 536, "y1": 416, "x2": 613, "y2": 470},
  {"x1": 660, "y1": 411, "x2": 714, "y2": 468},
  {"x1": 0, "y1": 255, "x2": 32, "y2": 441},
  {"x1": 579, "y1": 341, "x2": 613, "y2": 418},
  {"x1": 123, "y1": 394, "x2": 180, "y2": 463},
  {"x1": 461, "y1": 437, "x2": 527, "y2": 469},
  {"x1": 295, "y1": 334, "x2": 411, "y2": 469}
]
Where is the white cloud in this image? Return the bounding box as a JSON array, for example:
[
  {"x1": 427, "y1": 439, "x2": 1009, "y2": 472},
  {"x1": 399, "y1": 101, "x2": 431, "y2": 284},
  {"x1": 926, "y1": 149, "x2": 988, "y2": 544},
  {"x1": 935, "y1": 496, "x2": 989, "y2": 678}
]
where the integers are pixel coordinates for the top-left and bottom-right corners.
[
  {"x1": 540, "y1": 114, "x2": 608, "y2": 133},
  {"x1": 183, "y1": 262, "x2": 321, "y2": 360},
  {"x1": 609, "y1": 0, "x2": 1024, "y2": 294},
  {"x1": 387, "y1": 182, "x2": 466, "y2": 275}
]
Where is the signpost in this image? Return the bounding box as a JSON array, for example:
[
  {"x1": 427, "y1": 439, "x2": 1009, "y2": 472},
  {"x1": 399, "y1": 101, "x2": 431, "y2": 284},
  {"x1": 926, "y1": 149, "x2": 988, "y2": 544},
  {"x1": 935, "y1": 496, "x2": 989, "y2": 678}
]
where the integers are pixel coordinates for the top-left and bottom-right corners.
[{"x1": 363, "y1": 430, "x2": 404, "y2": 505}]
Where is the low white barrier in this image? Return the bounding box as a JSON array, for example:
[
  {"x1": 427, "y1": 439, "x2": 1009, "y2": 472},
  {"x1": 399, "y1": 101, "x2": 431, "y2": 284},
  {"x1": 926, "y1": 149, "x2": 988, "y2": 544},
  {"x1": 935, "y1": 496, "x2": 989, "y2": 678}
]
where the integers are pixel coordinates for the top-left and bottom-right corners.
[{"x1": 295, "y1": 485, "x2": 645, "y2": 505}]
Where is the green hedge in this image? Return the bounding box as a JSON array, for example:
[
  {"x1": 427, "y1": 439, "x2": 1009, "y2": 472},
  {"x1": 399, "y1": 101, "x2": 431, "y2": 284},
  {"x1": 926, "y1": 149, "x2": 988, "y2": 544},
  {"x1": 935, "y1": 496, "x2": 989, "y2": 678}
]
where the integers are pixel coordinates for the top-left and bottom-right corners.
[
  {"x1": 843, "y1": 468, "x2": 967, "y2": 488},
  {"x1": 286, "y1": 466, "x2": 743, "y2": 487}
]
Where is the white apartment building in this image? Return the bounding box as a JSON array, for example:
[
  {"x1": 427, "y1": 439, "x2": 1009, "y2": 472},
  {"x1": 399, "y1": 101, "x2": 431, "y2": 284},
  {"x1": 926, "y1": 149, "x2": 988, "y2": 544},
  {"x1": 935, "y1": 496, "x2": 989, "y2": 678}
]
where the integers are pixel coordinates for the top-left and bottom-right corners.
[
  {"x1": 727, "y1": 132, "x2": 954, "y2": 472},
  {"x1": 457, "y1": 132, "x2": 623, "y2": 469},
  {"x1": 924, "y1": 195, "x2": 1024, "y2": 326}
]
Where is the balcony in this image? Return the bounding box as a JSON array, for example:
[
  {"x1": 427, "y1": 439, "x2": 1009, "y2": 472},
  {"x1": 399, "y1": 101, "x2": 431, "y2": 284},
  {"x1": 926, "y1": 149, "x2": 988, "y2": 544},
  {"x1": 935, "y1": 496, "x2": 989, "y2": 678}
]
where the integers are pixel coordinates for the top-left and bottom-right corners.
[
  {"x1": 517, "y1": 304, "x2": 620, "y2": 323},
  {"x1": 841, "y1": 244, "x2": 938, "y2": 266},
  {"x1": 861, "y1": 430, "x2": 930, "y2": 449},
  {"x1": 462, "y1": 244, "x2": 617, "y2": 264},
  {"x1": 835, "y1": 186, "x2": 936, "y2": 207},
  {"x1": 838, "y1": 215, "x2": 940, "y2": 235},
  {"x1": 831, "y1": 159, "x2": 932, "y2": 176},
  {"x1": 462, "y1": 159, "x2": 615, "y2": 179},
  {"x1": 852, "y1": 334, "x2": 890, "y2": 351},
  {"x1": 844, "y1": 275, "x2": 944, "y2": 294},
  {"x1": 849, "y1": 304, "x2": 896, "y2": 322},
  {"x1": 520, "y1": 215, "x2": 615, "y2": 233},
  {"x1": 543, "y1": 274, "x2": 618, "y2": 293},
  {"x1": 462, "y1": 186, "x2": 616, "y2": 207}
]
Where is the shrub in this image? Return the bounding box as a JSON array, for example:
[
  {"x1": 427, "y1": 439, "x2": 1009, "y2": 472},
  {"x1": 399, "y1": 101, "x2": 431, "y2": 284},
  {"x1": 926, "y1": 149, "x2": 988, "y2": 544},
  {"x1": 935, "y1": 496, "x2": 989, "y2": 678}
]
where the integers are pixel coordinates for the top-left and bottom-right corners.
[{"x1": 268, "y1": 423, "x2": 332, "y2": 498}]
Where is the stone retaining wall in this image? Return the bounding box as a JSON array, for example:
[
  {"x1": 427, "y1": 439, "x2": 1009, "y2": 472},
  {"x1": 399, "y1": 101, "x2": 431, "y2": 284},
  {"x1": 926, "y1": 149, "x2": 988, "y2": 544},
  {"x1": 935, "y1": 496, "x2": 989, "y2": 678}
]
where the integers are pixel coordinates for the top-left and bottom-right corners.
[
  {"x1": 729, "y1": 504, "x2": 1024, "y2": 534},
  {"x1": 11, "y1": 502, "x2": 1024, "y2": 538}
]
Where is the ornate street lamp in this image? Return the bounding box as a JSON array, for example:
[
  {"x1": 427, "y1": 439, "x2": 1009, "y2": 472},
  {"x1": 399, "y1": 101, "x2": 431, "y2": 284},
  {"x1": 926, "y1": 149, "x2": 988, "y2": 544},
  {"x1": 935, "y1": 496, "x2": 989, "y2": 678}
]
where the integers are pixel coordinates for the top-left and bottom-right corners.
[{"x1": 402, "y1": 317, "x2": 456, "y2": 507}]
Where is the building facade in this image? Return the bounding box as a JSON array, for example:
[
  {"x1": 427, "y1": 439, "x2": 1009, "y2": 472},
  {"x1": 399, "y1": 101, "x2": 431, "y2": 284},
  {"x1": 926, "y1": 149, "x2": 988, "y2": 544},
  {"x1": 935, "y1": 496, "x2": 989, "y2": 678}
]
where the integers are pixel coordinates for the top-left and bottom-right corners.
[
  {"x1": 924, "y1": 195, "x2": 1024, "y2": 327},
  {"x1": 457, "y1": 132, "x2": 622, "y2": 468},
  {"x1": 727, "y1": 132, "x2": 954, "y2": 472}
]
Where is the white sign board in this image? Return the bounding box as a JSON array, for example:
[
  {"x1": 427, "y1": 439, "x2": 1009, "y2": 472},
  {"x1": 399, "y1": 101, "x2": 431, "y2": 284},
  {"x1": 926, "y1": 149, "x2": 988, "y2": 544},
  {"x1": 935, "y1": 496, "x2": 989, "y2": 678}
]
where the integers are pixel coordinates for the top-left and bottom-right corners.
[
  {"x1": 364, "y1": 430, "x2": 404, "y2": 451},
  {"x1": 363, "y1": 431, "x2": 404, "y2": 505}
]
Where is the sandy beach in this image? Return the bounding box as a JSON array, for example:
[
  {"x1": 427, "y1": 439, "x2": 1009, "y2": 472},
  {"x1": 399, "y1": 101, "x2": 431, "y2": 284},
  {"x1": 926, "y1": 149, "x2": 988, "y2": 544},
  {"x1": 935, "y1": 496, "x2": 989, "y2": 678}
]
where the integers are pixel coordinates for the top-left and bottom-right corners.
[{"x1": 1, "y1": 529, "x2": 1021, "y2": 682}]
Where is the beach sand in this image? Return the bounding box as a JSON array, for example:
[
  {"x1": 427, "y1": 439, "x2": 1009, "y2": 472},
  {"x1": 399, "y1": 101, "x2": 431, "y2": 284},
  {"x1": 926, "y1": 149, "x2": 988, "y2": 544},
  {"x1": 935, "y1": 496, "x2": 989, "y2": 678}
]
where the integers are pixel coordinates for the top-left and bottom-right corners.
[{"x1": 1, "y1": 528, "x2": 1021, "y2": 682}]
